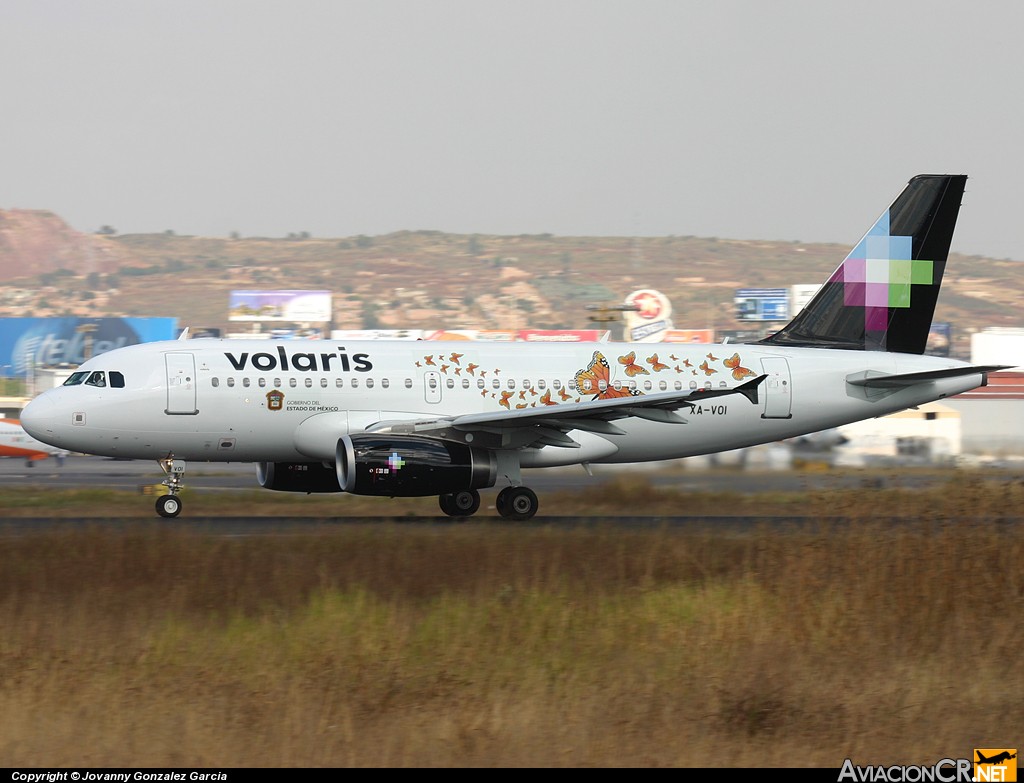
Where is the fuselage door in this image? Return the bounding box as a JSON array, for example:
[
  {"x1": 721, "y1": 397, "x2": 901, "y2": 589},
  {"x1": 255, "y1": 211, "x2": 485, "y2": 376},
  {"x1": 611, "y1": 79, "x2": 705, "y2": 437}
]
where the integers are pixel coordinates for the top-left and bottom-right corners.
[
  {"x1": 424, "y1": 371, "x2": 442, "y2": 404},
  {"x1": 760, "y1": 357, "x2": 792, "y2": 419},
  {"x1": 166, "y1": 352, "x2": 198, "y2": 415}
]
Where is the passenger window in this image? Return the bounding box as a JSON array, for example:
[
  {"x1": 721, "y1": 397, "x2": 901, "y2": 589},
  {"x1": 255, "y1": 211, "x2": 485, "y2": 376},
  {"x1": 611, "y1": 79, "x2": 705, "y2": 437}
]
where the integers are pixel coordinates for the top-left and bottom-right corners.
[
  {"x1": 553, "y1": 379, "x2": 562, "y2": 390},
  {"x1": 477, "y1": 378, "x2": 485, "y2": 389},
  {"x1": 598, "y1": 380, "x2": 608, "y2": 392},
  {"x1": 304, "y1": 378, "x2": 312, "y2": 388},
  {"x1": 446, "y1": 379, "x2": 454, "y2": 389},
  {"x1": 366, "y1": 378, "x2": 375, "y2": 389},
  {"x1": 289, "y1": 378, "x2": 297, "y2": 388},
  {"x1": 507, "y1": 379, "x2": 516, "y2": 389},
  {"x1": 109, "y1": 371, "x2": 125, "y2": 388},
  {"x1": 336, "y1": 378, "x2": 343, "y2": 388},
  {"x1": 274, "y1": 378, "x2": 282, "y2": 388},
  {"x1": 321, "y1": 378, "x2": 328, "y2": 388},
  {"x1": 212, "y1": 378, "x2": 220, "y2": 388},
  {"x1": 242, "y1": 378, "x2": 251, "y2": 388},
  {"x1": 382, "y1": 379, "x2": 390, "y2": 389},
  {"x1": 227, "y1": 378, "x2": 235, "y2": 388},
  {"x1": 258, "y1": 377, "x2": 266, "y2": 388},
  {"x1": 659, "y1": 380, "x2": 667, "y2": 391},
  {"x1": 537, "y1": 379, "x2": 546, "y2": 389},
  {"x1": 404, "y1": 378, "x2": 413, "y2": 388},
  {"x1": 492, "y1": 379, "x2": 500, "y2": 389},
  {"x1": 462, "y1": 379, "x2": 469, "y2": 389},
  {"x1": 351, "y1": 378, "x2": 359, "y2": 388}
]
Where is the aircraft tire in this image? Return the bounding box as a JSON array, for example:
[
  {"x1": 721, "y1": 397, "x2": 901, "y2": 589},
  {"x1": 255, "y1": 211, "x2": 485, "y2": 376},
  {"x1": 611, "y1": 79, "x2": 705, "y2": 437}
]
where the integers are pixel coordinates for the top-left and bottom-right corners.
[
  {"x1": 496, "y1": 486, "x2": 538, "y2": 521},
  {"x1": 156, "y1": 494, "x2": 182, "y2": 518},
  {"x1": 439, "y1": 489, "x2": 480, "y2": 517}
]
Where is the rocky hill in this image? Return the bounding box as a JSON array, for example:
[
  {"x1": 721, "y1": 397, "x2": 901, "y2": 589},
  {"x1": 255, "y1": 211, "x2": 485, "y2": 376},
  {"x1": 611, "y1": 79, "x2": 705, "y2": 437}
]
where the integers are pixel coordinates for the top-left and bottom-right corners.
[{"x1": 1, "y1": 210, "x2": 1021, "y2": 358}]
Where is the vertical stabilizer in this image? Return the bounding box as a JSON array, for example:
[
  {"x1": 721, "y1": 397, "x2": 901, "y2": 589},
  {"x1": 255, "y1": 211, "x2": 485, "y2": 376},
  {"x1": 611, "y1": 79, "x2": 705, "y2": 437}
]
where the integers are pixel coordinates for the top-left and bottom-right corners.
[{"x1": 760, "y1": 174, "x2": 966, "y2": 353}]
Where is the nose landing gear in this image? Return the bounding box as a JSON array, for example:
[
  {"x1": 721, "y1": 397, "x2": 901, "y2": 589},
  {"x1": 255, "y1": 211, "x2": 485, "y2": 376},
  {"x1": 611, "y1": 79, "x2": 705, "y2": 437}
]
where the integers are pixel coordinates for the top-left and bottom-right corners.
[{"x1": 157, "y1": 456, "x2": 186, "y2": 518}]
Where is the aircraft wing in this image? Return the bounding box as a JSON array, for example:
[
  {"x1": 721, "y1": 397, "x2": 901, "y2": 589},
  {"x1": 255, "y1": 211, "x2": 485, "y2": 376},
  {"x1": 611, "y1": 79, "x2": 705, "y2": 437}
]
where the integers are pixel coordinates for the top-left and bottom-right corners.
[{"x1": 366, "y1": 374, "x2": 766, "y2": 449}]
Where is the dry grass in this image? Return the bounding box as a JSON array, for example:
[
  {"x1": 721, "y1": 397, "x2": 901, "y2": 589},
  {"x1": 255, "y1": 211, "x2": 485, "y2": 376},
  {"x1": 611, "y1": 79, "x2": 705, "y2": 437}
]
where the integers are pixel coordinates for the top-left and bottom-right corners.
[{"x1": 0, "y1": 475, "x2": 1022, "y2": 767}]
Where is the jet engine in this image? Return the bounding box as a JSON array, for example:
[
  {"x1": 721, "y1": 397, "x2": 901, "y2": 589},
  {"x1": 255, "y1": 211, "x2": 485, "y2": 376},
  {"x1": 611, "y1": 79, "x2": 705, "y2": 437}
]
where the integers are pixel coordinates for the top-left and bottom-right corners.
[
  {"x1": 257, "y1": 461, "x2": 343, "y2": 493},
  {"x1": 336, "y1": 434, "x2": 497, "y2": 497}
]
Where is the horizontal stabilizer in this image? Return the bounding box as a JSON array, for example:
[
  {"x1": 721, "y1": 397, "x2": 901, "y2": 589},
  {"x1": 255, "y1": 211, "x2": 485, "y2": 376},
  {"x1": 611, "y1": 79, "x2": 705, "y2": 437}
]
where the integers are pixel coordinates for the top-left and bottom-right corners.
[{"x1": 846, "y1": 365, "x2": 1011, "y2": 389}]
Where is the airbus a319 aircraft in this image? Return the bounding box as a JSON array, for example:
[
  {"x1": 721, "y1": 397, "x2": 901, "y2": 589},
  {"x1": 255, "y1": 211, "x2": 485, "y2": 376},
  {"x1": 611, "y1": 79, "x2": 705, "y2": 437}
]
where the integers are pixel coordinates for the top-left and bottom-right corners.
[{"x1": 20, "y1": 175, "x2": 1009, "y2": 519}]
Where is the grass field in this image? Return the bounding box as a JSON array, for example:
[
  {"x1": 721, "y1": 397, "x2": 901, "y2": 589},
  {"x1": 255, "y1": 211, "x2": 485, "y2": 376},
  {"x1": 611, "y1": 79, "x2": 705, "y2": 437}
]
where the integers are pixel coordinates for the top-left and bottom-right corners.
[{"x1": 0, "y1": 475, "x2": 1021, "y2": 767}]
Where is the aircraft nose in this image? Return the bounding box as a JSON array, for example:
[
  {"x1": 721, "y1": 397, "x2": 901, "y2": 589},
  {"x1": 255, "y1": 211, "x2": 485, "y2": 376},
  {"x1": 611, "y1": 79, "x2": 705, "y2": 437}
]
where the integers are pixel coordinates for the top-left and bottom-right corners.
[{"x1": 20, "y1": 395, "x2": 57, "y2": 441}]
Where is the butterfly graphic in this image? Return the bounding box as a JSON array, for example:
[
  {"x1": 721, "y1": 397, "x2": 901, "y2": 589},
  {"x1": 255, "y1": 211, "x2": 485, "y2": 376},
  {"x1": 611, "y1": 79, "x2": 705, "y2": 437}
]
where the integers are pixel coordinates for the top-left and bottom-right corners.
[
  {"x1": 518, "y1": 390, "x2": 527, "y2": 401},
  {"x1": 682, "y1": 358, "x2": 692, "y2": 368},
  {"x1": 424, "y1": 355, "x2": 436, "y2": 366},
  {"x1": 706, "y1": 352, "x2": 719, "y2": 362},
  {"x1": 699, "y1": 360, "x2": 718, "y2": 376},
  {"x1": 449, "y1": 353, "x2": 463, "y2": 365},
  {"x1": 539, "y1": 389, "x2": 558, "y2": 406},
  {"x1": 646, "y1": 353, "x2": 669, "y2": 372},
  {"x1": 466, "y1": 363, "x2": 479, "y2": 376},
  {"x1": 723, "y1": 352, "x2": 756, "y2": 380},
  {"x1": 558, "y1": 387, "x2": 573, "y2": 401},
  {"x1": 440, "y1": 364, "x2": 449, "y2": 374},
  {"x1": 575, "y1": 351, "x2": 641, "y2": 400},
  {"x1": 498, "y1": 391, "x2": 513, "y2": 409},
  {"x1": 618, "y1": 351, "x2": 649, "y2": 377}
]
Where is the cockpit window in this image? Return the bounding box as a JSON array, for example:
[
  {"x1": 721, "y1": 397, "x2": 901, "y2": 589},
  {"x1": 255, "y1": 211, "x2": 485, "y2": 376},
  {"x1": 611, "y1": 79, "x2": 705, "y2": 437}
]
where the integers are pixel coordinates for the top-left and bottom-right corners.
[
  {"x1": 63, "y1": 372, "x2": 90, "y2": 386},
  {"x1": 84, "y1": 372, "x2": 107, "y2": 387},
  {"x1": 109, "y1": 371, "x2": 125, "y2": 388}
]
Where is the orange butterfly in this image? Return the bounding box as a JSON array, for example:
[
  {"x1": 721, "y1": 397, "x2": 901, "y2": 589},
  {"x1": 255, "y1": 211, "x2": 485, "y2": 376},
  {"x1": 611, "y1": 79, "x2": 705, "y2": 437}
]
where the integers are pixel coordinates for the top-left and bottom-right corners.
[
  {"x1": 558, "y1": 387, "x2": 572, "y2": 401},
  {"x1": 440, "y1": 364, "x2": 449, "y2": 374},
  {"x1": 518, "y1": 390, "x2": 527, "y2": 400},
  {"x1": 424, "y1": 355, "x2": 435, "y2": 365},
  {"x1": 699, "y1": 360, "x2": 718, "y2": 376},
  {"x1": 575, "y1": 351, "x2": 639, "y2": 399},
  {"x1": 449, "y1": 353, "x2": 463, "y2": 365},
  {"x1": 618, "y1": 351, "x2": 649, "y2": 377},
  {"x1": 646, "y1": 353, "x2": 669, "y2": 372},
  {"x1": 723, "y1": 352, "x2": 756, "y2": 380},
  {"x1": 539, "y1": 389, "x2": 557, "y2": 406},
  {"x1": 466, "y1": 363, "x2": 479, "y2": 375},
  {"x1": 669, "y1": 354, "x2": 679, "y2": 361},
  {"x1": 498, "y1": 391, "x2": 513, "y2": 409},
  {"x1": 706, "y1": 352, "x2": 719, "y2": 362}
]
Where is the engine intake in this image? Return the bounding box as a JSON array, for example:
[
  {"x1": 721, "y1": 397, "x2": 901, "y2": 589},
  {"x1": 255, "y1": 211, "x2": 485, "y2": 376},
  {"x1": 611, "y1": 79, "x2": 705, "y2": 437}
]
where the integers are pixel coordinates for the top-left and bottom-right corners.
[
  {"x1": 257, "y1": 461, "x2": 342, "y2": 493},
  {"x1": 336, "y1": 434, "x2": 496, "y2": 497}
]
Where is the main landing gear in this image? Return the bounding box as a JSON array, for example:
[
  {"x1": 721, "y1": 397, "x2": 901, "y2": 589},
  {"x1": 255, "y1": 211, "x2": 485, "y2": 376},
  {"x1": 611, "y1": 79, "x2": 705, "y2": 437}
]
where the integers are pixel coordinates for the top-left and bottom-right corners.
[
  {"x1": 437, "y1": 486, "x2": 540, "y2": 521},
  {"x1": 156, "y1": 456, "x2": 186, "y2": 518}
]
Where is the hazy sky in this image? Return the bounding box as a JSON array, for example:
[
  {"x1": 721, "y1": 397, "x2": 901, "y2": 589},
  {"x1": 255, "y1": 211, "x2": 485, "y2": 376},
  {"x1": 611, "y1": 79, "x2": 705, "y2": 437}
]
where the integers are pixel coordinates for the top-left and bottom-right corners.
[{"x1": 3, "y1": 1, "x2": 1023, "y2": 259}]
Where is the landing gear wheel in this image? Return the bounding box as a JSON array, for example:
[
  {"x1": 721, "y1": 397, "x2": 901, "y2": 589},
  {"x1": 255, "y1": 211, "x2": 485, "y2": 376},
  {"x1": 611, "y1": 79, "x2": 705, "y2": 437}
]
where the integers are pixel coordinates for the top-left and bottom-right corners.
[
  {"x1": 496, "y1": 486, "x2": 539, "y2": 521},
  {"x1": 439, "y1": 489, "x2": 480, "y2": 517},
  {"x1": 156, "y1": 494, "x2": 182, "y2": 518}
]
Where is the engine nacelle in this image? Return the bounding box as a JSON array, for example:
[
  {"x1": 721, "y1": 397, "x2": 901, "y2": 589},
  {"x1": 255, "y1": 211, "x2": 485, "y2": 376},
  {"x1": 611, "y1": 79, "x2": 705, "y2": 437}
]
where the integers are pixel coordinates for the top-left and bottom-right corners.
[
  {"x1": 257, "y1": 461, "x2": 342, "y2": 493},
  {"x1": 336, "y1": 434, "x2": 496, "y2": 497}
]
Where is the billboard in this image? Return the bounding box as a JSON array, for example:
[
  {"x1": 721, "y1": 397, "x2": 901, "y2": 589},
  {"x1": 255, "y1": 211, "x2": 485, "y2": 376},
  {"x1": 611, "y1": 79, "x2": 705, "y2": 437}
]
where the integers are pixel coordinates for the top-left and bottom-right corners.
[
  {"x1": 0, "y1": 317, "x2": 178, "y2": 376},
  {"x1": 229, "y1": 290, "x2": 332, "y2": 322},
  {"x1": 622, "y1": 289, "x2": 674, "y2": 342},
  {"x1": 734, "y1": 288, "x2": 789, "y2": 321},
  {"x1": 662, "y1": 329, "x2": 715, "y2": 344}
]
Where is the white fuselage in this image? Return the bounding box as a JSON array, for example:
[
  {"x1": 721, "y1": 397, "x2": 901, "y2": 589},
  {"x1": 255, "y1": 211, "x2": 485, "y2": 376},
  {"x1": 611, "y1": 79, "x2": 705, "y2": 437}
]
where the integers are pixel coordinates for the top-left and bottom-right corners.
[{"x1": 21, "y1": 338, "x2": 985, "y2": 468}]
